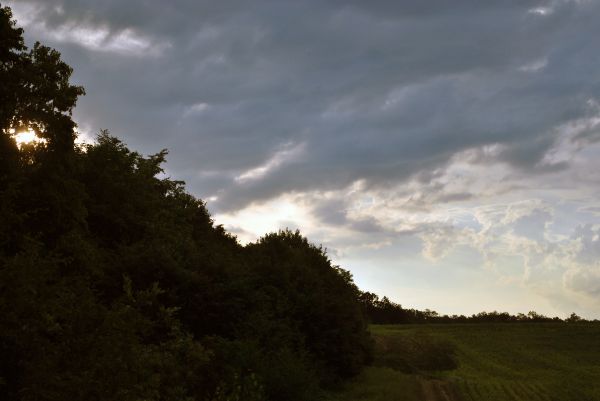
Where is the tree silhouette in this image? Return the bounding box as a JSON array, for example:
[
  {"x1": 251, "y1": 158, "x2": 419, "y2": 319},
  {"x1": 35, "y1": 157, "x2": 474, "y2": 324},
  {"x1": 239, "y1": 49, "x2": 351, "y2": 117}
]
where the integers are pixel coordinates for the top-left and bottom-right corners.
[
  {"x1": 0, "y1": 7, "x2": 373, "y2": 401},
  {"x1": 0, "y1": 6, "x2": 84, "y2": 152}
]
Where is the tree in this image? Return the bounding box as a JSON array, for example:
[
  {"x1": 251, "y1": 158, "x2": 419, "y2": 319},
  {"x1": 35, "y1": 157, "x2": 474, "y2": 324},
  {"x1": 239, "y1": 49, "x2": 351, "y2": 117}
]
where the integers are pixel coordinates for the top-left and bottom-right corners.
[
  {"x1": 0, "y1": 7, "x2": 374, "y2": 400},
  {"x1": 0, "y1": 5, "x2": 87, "y2": 251},
  {"x1": 0, "y1": 5, "x2": 84, "y2": 153},
  {"x1": 0, "y1": 5, "x2": 24, "y2": 180},
  {"x1": 246, "y1": 230, "x2": 373, "y2": 383}
]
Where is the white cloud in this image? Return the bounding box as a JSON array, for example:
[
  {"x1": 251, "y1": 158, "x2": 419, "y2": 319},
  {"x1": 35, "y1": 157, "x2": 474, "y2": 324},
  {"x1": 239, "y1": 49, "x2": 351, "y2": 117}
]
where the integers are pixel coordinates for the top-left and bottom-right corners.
[
  {"x1": 49, "y1": 25, "x2": 168, "y2": 56},
  {"x1": 235, "y1": 142, "x2": 305, "y2": 183},
  {"x1": 214, "y1": 194, "x2": 314, "y2": 243},
  {"x1": 564, "y1": 266, "x2": 600, "y2": 298},
  {"x1": 528, "y1": 7, "x2": 554, "y2": 16},
  {"x1": 518, "y1": 58, "x2": 548, "y2": 72},
  {"x1": 7, "y1": 1, "x2": 169, "y2": 56},
  {"x1": 183, "y1": 102, "x2": 210, "y2": 117}
]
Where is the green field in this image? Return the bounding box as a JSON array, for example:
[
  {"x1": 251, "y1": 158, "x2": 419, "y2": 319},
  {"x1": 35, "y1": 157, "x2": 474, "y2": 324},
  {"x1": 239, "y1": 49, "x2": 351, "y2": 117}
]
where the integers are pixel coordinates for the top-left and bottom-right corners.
[{"x1": 327, "y1": 323, "x2": 600, "y2": 401}]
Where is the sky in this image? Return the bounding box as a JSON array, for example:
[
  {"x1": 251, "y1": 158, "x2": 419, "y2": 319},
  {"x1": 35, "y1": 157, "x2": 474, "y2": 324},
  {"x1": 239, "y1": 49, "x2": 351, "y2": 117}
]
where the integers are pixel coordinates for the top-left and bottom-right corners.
[{"x1": 7, "y1": 0, "x2": 600, "y2": 319}]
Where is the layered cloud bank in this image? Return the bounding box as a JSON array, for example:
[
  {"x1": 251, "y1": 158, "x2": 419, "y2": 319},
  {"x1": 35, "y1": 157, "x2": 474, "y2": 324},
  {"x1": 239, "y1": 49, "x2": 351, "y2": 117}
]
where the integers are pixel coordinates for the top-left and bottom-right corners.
[{"x1": 9, "y1": 0, "x2": 600, "y2": 317}]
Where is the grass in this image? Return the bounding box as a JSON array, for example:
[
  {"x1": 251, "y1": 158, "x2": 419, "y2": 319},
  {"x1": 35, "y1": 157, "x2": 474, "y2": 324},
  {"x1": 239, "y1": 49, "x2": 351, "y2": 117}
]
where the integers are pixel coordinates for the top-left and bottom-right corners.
[
  {"x1": 326, "y1": 323, "x2": 600, "y2": 401},
  {"x1": 324, "y1": 366, "x2": 422, "y2": 401}
]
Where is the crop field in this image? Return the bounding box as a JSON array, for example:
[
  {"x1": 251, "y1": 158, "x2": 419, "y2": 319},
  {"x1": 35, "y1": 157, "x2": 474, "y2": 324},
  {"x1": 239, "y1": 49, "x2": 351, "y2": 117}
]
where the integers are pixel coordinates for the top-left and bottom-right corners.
[{"x1": 327, "y1": 323, "x2": 600, "y2": 401}]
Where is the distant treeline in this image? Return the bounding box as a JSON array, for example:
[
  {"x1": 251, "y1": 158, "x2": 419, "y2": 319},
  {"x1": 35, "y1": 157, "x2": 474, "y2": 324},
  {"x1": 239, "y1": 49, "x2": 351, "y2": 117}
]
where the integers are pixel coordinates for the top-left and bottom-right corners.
[{"x1": 359, "y1": 292, "x2": 596, "y2": 324}]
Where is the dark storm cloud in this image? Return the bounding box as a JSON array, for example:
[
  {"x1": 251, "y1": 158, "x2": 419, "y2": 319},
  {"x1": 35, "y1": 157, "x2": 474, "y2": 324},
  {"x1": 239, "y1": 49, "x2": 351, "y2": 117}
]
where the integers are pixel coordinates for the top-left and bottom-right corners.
[{"x1": 8, "y1": 0, "x2": 600, "y2": 210}]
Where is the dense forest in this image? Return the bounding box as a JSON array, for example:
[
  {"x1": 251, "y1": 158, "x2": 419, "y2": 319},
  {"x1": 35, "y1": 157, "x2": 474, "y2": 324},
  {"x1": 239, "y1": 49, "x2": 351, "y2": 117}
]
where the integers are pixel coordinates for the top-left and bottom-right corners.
[
  {"x1": 0, "y1": 6, "x2": 372, "y2": 400},
  {"x1": 1, "y1": 5, "x2": 596, "y2": 401}
]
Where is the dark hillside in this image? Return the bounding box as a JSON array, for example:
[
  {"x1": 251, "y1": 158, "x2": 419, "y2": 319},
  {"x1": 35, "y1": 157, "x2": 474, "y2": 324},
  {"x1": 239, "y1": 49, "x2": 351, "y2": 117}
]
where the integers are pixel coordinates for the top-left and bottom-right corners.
[{"x1": 0, "y1": 6, "x2": 372, "y2": 401}]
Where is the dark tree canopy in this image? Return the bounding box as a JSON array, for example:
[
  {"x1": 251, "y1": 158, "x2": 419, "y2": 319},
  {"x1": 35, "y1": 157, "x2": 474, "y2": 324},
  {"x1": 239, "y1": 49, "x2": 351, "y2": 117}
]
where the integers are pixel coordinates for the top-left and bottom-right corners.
[
  {"x1": 0, "y1": 6, "x2": 84, "y2": 152},
  {"x1": 0, "y1": 6, "x2": 372, "y2": 401}
]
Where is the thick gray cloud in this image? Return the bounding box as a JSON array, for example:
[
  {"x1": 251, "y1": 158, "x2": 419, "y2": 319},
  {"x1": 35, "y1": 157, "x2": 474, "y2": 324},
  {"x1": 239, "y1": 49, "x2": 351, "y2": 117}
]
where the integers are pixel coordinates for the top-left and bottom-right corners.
[{"x1": 8, "y1": 0, "x2": 600, "y2": 213}]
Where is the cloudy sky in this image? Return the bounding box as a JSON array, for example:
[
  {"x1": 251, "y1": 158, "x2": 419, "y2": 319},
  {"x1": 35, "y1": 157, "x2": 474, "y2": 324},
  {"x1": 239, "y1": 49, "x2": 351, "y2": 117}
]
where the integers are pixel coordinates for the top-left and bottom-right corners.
[{"x1": 8, "y1": 0, "x2": 600, "y2": 318}]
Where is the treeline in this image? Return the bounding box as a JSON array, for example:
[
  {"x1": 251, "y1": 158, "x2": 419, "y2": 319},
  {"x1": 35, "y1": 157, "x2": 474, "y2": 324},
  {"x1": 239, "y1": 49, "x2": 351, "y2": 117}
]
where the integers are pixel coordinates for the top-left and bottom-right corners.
[
  {"x1": 359, "y1": 292, "x2": 595, "y2": 324},
  {"x1": 0, "y1": 6, "x2": 371, "y2": 401}
]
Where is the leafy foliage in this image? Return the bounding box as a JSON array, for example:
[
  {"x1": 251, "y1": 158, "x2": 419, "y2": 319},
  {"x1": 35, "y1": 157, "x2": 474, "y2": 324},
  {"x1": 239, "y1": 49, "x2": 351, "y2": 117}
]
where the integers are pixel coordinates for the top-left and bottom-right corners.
[
  {"x1": 0, "y1": 6, "x2": 372, "y2": 401},
  {"x1": 0, "y1": 6, "x2": 83, "y2": 153}
]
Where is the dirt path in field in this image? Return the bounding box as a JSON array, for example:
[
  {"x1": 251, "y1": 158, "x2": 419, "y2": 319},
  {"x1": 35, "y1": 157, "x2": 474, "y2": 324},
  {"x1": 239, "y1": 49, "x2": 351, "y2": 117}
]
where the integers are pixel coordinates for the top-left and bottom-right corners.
[{"x1": 419, "y1": 379, "x2": 458, "y2": 401}]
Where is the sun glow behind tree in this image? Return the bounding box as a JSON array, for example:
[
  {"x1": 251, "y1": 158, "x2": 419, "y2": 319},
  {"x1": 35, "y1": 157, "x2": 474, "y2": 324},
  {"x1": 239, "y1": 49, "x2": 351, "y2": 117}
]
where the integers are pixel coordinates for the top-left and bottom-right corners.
[{"x1": 9, "y1": 128, "x2": 46, "y2": 147}]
